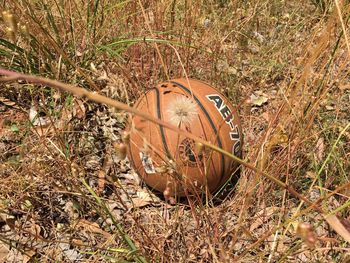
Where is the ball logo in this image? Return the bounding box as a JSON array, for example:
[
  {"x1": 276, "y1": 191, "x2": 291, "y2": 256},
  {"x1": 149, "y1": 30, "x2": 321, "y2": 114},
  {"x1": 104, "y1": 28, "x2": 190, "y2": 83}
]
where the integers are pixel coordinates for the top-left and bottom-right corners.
[
  {"x1": 206, "y1": 94, "x2": 241, "y2": 156},
  {"x1": 178, "y1": 138, "x2": 205, "y2": 166}
]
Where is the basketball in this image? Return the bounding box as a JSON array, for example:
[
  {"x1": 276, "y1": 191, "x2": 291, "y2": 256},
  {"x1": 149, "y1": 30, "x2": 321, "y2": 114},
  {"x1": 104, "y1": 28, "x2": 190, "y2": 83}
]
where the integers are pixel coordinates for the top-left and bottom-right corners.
[{"x1": 126, "y1": 78, "x2": 243, "y2": 197}]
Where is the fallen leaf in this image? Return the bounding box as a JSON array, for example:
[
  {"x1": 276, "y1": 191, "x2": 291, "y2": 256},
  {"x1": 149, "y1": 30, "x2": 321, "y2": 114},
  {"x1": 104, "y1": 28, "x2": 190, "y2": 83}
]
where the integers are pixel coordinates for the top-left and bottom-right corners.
[
  {"x1": 250, "y1": 93, "x2": 268, "y2": 106},
  {"x1": 0, "y1": 96, "x2": 20, "y2": 109},
  {"x1": 253, "y1": 31, "x2": 265, "y2": 43},
  {"x1": 29, "y1": 105, "x2": 50, "y2": 126},
  {"x1": 131, "y1": 191, "x2": 154, "y2": 208},
  {"x1": 22, "y1": 249, "x2": 36, "y2": 263},
  {"x1": 97, "y1": 170, "x2": 106, "y2": 194},
  {"x1": 33, "y1": 125, "x2": 56, "y2": 137},
  {"x1": 325, "y1": 105, "x2": 335, "y2": 110},
  {"x1": 305, "y1": 171, "x2": 317, "y2": 179},
  {"x1": 58, "y1": 243, "x2": 82, "y2": 262},
  {"x1": 261, "y1": 112, "x2": 270, "y2": 122},
  {"x1": 119, "y1": 171, "x2": 141, "y2": 185},
  {"x1": 0, "y1": 242, "x2": 9, "y2": 262},
  {"x1": 73, "y1": 99, "x2": 85, "y2": 119},
  {"x1": 315, "y1": 137, "x2": 324, "y2": 163},
  {"x1": 96, "y1": 70, "x2": 108, "y2": 81},
  {"x1": 250, "y1": 207, "x2": 279, "y2": 231},
  {"x1": 76, "y1": 219, "x2": 111, "y2": 239},
  {"x1": 64, "y1": 201, "x2": 79, "y2": 220}
]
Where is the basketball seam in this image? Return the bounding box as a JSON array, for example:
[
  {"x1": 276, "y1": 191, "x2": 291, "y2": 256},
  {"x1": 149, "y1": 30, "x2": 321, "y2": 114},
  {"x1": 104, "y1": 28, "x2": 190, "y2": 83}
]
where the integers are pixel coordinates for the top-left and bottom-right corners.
[
  {"x1": 154, "y1": 87, "x2": 172, "y2": 158},
  {"x1": 170, "y1": 81, "x2": 226, "y2": 183}
]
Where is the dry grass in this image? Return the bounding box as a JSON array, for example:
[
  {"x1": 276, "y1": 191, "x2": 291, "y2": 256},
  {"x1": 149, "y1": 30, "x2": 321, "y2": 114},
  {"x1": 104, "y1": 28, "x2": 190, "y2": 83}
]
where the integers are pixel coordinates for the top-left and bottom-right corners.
[{"x1": 0, "y1": 0, "x2": 349, "y2": 262}]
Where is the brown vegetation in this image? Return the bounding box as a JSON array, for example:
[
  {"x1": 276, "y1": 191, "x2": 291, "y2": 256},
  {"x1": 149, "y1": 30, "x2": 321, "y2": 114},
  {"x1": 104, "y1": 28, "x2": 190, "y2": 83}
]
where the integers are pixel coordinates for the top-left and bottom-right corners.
[{"x1": 0, "y1": 0, "x2": 349, "y2": 262}]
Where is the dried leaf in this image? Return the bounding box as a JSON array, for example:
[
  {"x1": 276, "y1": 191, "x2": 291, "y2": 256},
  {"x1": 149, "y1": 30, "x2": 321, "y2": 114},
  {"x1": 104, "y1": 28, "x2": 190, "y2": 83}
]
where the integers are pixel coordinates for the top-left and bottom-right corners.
[
  {"x1": 76, "y1": 219, "x2": 111, "y2": 239},
  {"x1": 315, "y1": 137, "x2": 324, "y2": 163},
  {"x1": 96, "y1": 70, "x2": 108, "y2": 81},
  {"x1": 305, "y1": 171, "x2": 317, "y2": 179},
  {"x1": 0, "y1": 242, "x2": 9, "y2": 262},
  {"x1": 119, "y1": 171, "x2": 141, "y2": 185},
  {"x1": 22, "y1": 249, "x2": 36, "y2": 263},
  {"x1": 98, "y1": 153, "x2": 112, "y2": 193},
  {"x1": 59, "y1": 107, "x2": 73, "y2": 125},
  {"x1": 23, "y1": 220, "x2": 42, "y2": 239},
  {"x1": 325, "y1": 105, "x2": 335, "y2": 110},
  {"x1": 64, "y1": 201, "x2": 79, "y2": 220},
  {"x1": 261, "y1": 112, "x2": 270, "y2": 122},
  {"x1": 52, "y1": 91, "x2": 61, "y2": 100},
  {"x1": 58, "y1": 243, "x2": 82, "y2": 261},
  {"x1": 0, "y1": 96, "x2": 20, "y2": 109},
  {"x1": 131, "y1": 191, "x2": 154, "y2": 208},
  {"x1": 97, "y1": 170, "x2": 106, "y2": 194},
  {"x1": 250, "y1": 93, "x2": 268, "y2": 106},
  {"x1": 29, "y1": 105, "x2": 50, "y2": 126},
  {"x1": 250, "y1": 207, "x2": 279, "y2": 231},
  {"x1": 73, "y1": 99, "x2": 85, "y2": 119},
  {"x1": 253, "y1": 31, "x2": 265, "y2": 43}
]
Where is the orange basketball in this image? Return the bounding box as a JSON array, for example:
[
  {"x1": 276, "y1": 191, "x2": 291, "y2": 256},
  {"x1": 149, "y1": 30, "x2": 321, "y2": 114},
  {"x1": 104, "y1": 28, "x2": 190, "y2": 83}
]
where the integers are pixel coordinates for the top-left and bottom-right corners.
[{"x1": 126, "y1": 78, "x2": 243, "y2": 197}]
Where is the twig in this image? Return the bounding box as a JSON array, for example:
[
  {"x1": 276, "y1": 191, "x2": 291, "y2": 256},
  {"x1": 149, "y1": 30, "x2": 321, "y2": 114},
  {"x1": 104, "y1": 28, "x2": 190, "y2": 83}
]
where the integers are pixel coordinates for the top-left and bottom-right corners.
[{"x1": 2, "y1": 68, "x2": 350, "y2": 245}]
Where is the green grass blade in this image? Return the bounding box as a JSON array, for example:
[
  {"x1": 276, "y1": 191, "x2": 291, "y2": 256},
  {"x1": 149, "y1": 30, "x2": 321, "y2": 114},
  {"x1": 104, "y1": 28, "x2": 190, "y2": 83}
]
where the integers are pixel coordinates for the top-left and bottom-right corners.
[{"x1": 81, "y1": 179, "x2": 148, "y2": 263}]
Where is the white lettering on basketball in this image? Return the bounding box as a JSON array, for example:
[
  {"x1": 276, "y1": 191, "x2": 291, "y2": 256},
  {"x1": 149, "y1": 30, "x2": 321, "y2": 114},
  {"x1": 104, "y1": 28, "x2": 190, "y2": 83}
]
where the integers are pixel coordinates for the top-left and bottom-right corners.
[{"x1": 206, "y1": 94, "x2": 241, "y2": 155}]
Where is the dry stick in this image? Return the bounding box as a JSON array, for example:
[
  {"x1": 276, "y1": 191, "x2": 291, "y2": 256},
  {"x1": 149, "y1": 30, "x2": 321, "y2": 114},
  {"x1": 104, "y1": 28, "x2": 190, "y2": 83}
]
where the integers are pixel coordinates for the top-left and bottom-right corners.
[
  {"x1": 0, "y1": 70, "x2": 317, "y2": 199},
  {"x1": 0, "y1": 69, "x2": 309, "y2": 206},
  {"x1": 1, "y1": 69, "x2": 350, "y2": 244}
]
